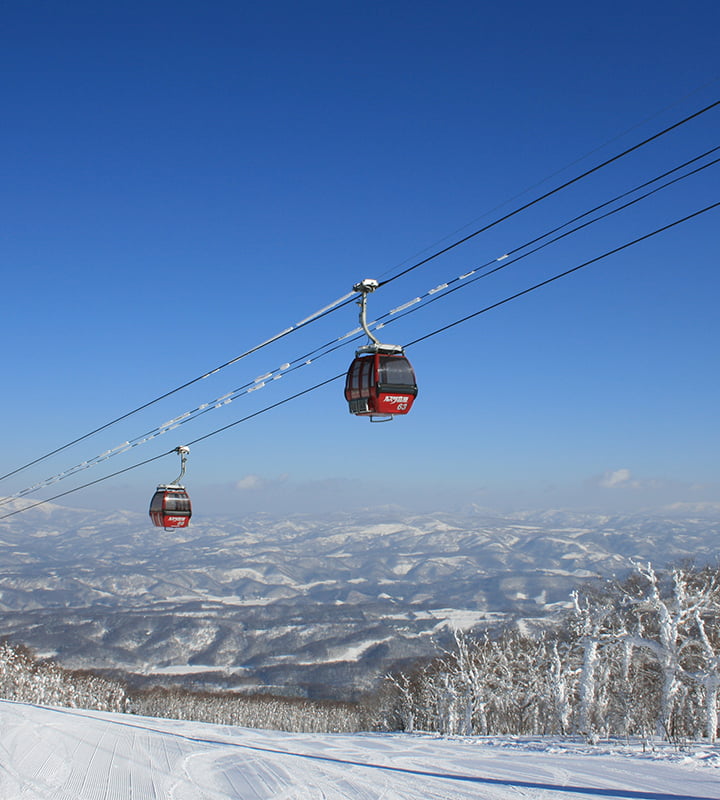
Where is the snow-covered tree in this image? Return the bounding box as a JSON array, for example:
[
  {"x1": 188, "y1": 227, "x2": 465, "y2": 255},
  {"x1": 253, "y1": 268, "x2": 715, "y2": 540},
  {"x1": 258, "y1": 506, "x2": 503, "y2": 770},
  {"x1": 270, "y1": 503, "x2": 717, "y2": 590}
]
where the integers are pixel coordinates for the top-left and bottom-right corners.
[
  {"x1": 619, "y1": 564, "x2": 718, "y2": 739},
  {"x1": 690, "y1": 607, "x2": 720, "y2": 742}
]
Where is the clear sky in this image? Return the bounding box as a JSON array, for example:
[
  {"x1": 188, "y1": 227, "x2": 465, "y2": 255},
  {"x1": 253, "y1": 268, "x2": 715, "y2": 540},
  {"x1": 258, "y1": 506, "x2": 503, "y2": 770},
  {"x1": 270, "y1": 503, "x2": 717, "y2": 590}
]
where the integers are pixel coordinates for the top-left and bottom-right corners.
[{"x1": 2, "y1": 0, "x2": 719, "y2": 518}]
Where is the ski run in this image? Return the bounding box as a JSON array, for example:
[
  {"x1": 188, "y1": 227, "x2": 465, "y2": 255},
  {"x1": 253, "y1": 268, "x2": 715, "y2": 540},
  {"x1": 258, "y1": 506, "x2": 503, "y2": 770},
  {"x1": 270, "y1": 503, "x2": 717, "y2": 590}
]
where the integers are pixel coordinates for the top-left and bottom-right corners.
[{"x1": 1, "y1": 700, "x2": 719, "y2": 799}]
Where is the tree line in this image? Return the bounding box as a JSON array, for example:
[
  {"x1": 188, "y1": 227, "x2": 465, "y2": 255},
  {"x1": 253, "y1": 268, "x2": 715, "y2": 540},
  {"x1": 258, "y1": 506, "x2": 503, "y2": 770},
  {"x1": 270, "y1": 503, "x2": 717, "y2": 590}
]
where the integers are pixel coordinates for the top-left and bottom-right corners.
[{"x1": 0, "y1": 639, "x2": 373, "y2": 732}]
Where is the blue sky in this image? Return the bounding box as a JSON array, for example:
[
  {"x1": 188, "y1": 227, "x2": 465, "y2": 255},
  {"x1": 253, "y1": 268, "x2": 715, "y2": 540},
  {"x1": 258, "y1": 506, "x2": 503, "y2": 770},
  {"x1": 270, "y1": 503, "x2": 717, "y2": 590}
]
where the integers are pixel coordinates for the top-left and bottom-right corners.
[{"x1": 1, "y1": 0, "x2": 719, "y2": 517}]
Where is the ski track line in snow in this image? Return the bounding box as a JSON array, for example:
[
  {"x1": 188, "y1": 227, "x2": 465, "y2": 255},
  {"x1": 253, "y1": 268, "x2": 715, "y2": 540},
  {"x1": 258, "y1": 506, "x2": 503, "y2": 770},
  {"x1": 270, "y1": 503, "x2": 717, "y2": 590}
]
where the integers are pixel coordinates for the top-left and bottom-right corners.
[{"x1": 1, "y1": 701, "x2": 719, "y2": 800}]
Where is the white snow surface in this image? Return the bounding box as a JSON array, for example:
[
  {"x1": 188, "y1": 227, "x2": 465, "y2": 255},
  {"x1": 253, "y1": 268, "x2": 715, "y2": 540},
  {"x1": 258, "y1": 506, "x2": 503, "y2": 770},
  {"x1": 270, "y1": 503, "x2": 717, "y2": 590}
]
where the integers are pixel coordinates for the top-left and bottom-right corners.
[{"x1": 1, "y1": 701, "x2": 720, "y2": 799}]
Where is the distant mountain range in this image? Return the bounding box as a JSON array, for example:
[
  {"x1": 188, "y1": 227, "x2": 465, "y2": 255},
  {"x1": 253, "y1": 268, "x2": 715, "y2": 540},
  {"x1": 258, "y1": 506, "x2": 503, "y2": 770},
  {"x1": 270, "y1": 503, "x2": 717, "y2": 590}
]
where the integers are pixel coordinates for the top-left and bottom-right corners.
[{"x1": 1, "y1": 500, "x2": 718, "y2": 699}]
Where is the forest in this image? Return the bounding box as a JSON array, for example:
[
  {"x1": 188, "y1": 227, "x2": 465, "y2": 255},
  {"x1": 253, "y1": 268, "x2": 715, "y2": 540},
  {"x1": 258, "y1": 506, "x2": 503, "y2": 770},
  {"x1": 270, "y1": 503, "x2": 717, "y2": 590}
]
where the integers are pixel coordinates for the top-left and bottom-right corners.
[{"x1": 1, "y1": 562, "x2": 718, "y2": 742}]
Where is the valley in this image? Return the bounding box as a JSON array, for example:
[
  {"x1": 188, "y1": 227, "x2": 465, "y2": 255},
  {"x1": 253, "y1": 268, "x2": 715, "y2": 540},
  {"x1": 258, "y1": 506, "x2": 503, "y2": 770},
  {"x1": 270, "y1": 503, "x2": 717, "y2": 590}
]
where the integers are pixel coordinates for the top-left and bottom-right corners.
[{"x1": 1, "y1": 501, "x2": 718, "y2": 699}]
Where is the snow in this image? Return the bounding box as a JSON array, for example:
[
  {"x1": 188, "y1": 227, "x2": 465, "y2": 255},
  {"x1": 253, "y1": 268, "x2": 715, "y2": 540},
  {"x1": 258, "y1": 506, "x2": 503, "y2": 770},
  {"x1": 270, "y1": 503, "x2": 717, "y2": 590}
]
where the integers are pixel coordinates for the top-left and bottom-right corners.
[
  {"x1": 263, "y1": 636, "x2": 394, "y2": 665},
  {"x1": 1, "y1": 700, "x2": 719, "y2": 799},
  {"x1": 142, "y1": 664, "x2": 250, "y2": 676}
]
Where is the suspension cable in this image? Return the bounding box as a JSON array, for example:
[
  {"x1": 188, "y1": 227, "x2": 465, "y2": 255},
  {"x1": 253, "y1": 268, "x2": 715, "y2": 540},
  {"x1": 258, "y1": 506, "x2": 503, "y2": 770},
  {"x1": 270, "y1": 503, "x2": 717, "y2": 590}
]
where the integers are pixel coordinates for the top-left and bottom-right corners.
[
  {"x1": 0, "y1": 450, "x2": 172, "y2": 521},
  {"x1": 0, "y1": 377, "x2": 343, "y2": 521},
  {"x1": 378, "y1": 99, "x2": 720, "y2": 289},
  {"x1": 0, "y1": 291, "x2": 357, "y2": 484},
  {"x1": 385, "y1": 153, "x2": 720, "y2": 328},
  {"x1": 376, "y1": 82, "x2": 720, "y2": 281},
  {"x1": 404, "y1": 201, "x2": 720, "y2": 349}
]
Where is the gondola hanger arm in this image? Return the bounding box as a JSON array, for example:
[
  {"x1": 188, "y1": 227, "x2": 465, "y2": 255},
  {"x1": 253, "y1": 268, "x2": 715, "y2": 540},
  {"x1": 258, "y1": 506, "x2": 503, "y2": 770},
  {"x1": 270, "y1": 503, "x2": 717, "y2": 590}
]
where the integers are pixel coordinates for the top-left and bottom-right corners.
[
  {"x1": 352, "y1": 278, "x2": 403, "y2": 354},
  {"x1": 353, "y1": 279, "x2": 381, "y2": 348},
  {"x1": 172, "y1": 445, "x2": 190, "y2": 485}
]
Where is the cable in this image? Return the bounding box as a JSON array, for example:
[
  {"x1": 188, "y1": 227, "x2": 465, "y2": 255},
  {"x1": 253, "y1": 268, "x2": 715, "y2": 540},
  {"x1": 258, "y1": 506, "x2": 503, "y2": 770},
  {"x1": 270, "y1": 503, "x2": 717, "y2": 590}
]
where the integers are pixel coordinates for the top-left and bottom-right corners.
[
  {"x1": 0, "y1": 354, "x2": 352, "y2": 506},
  {"x1": 404, "y1": 200, "x2": 720, "y2": 349},
  {"x1": 0, "y1": 343, "x2": 359, "y2": 507},
  {"x1": 496, "y1": 145, "x2": 720, "y2": 262},
  {"x1": 376, "y1": 81, "x2": 720, "y2": 281},
  {"x1": 0, "y1": 291, "x2": 357, "y2": 484},
  {"x1": 4, "y1": 146, "x2": 718, "y2": 506},
  {"x1": 0, "y1": 450, "x2": 171, "y2": 521},
  {"x1": 3, "y1": 199, "x2": 716, "y2": 522},
  {"x1": 386, "y1": 153, "x2": 720, "y2": 328},
  {"x1": 378, "y1": 98, "x2": 720, "y2": 289},
  {"x1": 0, "y1": 377, "x2": 344, "y2": 521}
]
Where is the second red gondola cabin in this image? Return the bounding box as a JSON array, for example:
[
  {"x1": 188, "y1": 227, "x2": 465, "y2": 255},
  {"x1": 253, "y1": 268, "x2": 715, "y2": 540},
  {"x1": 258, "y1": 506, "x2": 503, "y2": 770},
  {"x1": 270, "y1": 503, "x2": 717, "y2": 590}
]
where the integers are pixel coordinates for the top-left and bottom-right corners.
[{"x1": 149, "y1": 485, "x2": 192, "y2": 529}]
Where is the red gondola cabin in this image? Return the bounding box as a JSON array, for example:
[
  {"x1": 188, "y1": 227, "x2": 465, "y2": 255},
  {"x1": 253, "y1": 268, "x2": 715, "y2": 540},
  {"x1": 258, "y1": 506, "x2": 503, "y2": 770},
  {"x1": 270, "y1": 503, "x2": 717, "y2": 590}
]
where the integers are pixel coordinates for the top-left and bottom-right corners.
[
  {"x1": 149, "y1": 485, "x2": 192, "y2": 529},
  {"x1": 345, "y1": 348, "x2": 418, "y2": 418}
]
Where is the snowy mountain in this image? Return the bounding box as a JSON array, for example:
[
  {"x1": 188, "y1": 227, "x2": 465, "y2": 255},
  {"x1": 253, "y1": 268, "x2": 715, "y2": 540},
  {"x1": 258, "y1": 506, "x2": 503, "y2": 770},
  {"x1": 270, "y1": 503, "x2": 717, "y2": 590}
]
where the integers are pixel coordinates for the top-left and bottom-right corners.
[
  {"x1": 1, "y1": 501, "x2": 718, "y2": 698},
  {"x1": 2, "y1": 699, "x2": 719, "y2": 799}
]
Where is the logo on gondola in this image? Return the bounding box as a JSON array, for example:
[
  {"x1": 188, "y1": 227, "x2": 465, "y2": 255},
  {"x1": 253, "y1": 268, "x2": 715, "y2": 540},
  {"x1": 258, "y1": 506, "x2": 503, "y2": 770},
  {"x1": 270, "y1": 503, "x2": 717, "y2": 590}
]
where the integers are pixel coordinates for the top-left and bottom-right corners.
[{"x1": 385, "y1": 395, "x2": 410, "y2": 404}]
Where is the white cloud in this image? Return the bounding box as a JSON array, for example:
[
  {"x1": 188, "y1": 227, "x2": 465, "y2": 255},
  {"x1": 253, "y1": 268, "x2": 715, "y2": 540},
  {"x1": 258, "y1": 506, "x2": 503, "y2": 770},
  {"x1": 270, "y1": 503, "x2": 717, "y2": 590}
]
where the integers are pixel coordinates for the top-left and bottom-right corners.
[
  {"x1": 600, "y1": 468, "x2": 633, "y2": 488},
  {"x1": 235, "y1": 474, "x2": 290, "y2": 493},
  {"x1": 236, "y1": 475, "x2": 263, "y2": 491}
]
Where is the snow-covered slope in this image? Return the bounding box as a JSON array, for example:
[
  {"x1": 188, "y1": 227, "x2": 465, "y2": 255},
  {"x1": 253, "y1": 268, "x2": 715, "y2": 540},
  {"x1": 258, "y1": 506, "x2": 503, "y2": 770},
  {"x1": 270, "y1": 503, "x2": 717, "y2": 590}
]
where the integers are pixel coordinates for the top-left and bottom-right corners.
[{"x1": 1, "y1": 699, "x2": 718, "y2": 799}]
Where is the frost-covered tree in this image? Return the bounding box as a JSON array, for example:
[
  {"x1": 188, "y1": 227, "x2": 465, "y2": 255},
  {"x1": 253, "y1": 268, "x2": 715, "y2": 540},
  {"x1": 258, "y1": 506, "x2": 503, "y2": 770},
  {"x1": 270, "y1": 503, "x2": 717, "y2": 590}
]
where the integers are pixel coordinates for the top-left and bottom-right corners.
[
  {"x1": 618, "y1": 564, "x2": 719, "y2": 739},
  {"x1": 690, "y1": 607, "x2": 720, "y2": 742},
  {"x1": 549, "y1": 640, "x2": 573, "y2": 735},
  {"x1": 569, "y1": 590, "x2": 616, "y2": 739}
]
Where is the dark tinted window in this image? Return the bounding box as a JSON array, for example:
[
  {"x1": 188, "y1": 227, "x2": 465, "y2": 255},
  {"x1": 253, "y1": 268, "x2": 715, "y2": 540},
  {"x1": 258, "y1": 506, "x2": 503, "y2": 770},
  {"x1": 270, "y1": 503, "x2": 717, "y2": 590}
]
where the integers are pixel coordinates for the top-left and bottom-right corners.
[
  {"x1": 165, "y1": 492, "x2": 191, "y2": 513},
  {"x1": 378, "y1": 356, "x2": 415, "y2": 386}
]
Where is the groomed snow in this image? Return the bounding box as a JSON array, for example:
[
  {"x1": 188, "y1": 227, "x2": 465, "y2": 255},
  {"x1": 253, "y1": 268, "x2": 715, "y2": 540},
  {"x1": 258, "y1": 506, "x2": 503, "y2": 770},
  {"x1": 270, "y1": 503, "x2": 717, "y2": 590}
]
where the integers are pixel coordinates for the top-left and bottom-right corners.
[{"x1": 1, "y1": 700, "x2": 719, "y2": 799}]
